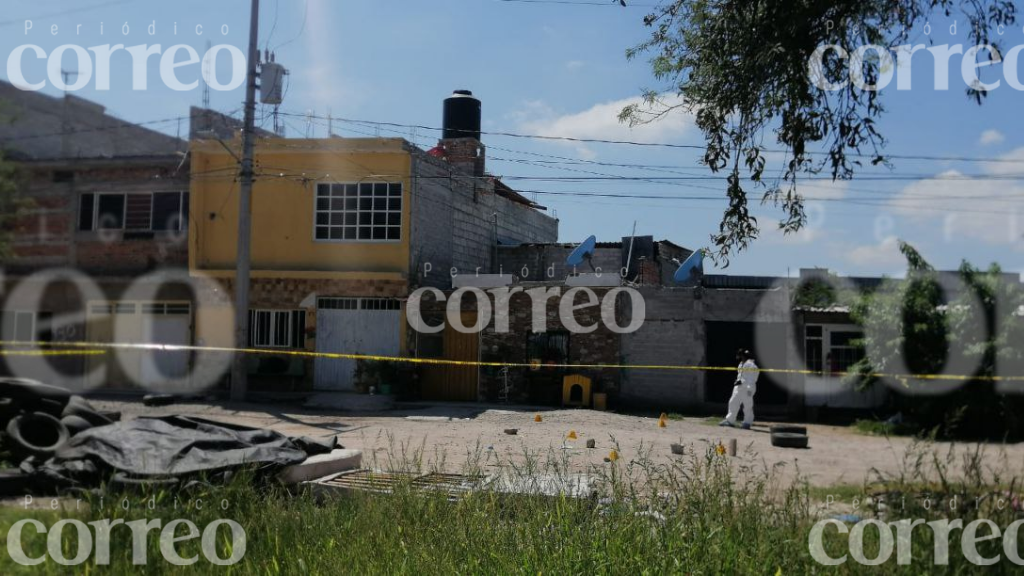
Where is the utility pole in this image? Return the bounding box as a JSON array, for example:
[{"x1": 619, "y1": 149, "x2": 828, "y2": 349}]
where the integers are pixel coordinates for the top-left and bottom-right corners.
[{"x1": 231, "y1": 0, "x2": 260, "y2": 401}]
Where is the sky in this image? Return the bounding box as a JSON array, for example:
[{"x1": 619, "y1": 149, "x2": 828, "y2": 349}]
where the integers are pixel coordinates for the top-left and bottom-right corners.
[{"x1": 1, "y1": 0, "x2": 1021, "y2": 279}]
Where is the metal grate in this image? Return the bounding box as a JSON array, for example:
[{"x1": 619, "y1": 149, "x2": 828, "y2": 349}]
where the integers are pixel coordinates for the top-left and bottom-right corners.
[
  {"x1": 317, "y1": 470, "x2": 484, "y2": 500},
  {"x1": 411, "y1": 472, "x2": 485, "y2": 499},
  {"x1": 320, "y1": 470, "x2": 418, "y2": 494}
]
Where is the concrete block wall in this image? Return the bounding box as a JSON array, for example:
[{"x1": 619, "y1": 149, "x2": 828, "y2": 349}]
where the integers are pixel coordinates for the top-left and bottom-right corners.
[
  {"x1": 618, "y1": 285, "x2": 798, "y2": 411},
  {"x1": 409, "y1": 150, "x2": 558, "y2": 289},
  {"x1": 496, "y1": 245, "x2": 624, "y2": 283},
  {"x1": 408, "y1": 156, "x2": 455, "y2": 289},
  {"x1": 619, "y1": 287, "x2": 706, "y2": 409}
]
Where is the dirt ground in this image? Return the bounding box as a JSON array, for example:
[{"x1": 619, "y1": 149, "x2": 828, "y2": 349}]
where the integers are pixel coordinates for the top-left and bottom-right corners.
[{"x1": 91, "y1": 398, "x2": 1024, "y2": 489}]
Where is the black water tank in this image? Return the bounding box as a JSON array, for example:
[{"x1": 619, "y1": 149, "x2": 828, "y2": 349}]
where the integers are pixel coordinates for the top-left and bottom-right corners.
[{"x1": 442, "y1": 90, "x2": 481, "y2": 140}]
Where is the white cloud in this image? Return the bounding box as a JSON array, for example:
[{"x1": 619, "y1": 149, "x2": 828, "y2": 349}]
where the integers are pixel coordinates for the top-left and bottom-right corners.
[
  {"x1": 760, "y1": 222, "x2": 822, "y2": 245},
  {"x1": 979, "y1": 129, "x2": 1005, "y2": 146},
  {"x1": 982, "y1": 146, "x2": 1024, "y2": 176},
  {"x1": 843, "y1": 236, "x2": 906, "y2": 268},
  {"x1": 799, "y1": 179, "x2": 849, "y2": 201},
  {"x1": 888, "y1": 147, "x2": 1024, "y2": 248},
  {"x1": 565, "y1": 60, "x2": 585, "y2": 70},
  {"x1": 515, "y1": 95, "x2": 694, "y2": 158}
]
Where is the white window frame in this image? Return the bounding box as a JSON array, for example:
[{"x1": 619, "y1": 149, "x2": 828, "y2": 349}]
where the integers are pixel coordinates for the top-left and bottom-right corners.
[
  {"x1": 80, "y1": 191, "x2": 188, "y2": 232},
  {"x1": 312, "y1": 182, "x2": 403, "y2": 244},
  {"x1": 318, "y1": 297, "x2": 401, "y2": 311},
  {"x1": 804, "y1": 323, "x2": 865, "y2": 376},
  {"x1": 248, "y1": 309, "x2": 306, "y2": 349}
]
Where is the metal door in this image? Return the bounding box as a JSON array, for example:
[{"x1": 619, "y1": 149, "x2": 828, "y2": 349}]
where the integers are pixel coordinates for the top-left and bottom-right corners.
[
  {"x1": 140, "y1": 304, "x2": 192, "y2": 388},
  {"x1": 315, "y1": 308, "x2": 401, "y2": 390}
]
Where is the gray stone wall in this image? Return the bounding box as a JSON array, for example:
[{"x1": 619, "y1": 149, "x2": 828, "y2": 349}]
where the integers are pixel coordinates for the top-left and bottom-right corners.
[
  {"x1": 619, "y1": 287, "x2": 706, "y2": 409},
  {"x1": 409, "y1": 150, "x2": 558, "y2": 289},
  {"x1": 619, "y1": 285, "x2": 798, "y2": 411}
]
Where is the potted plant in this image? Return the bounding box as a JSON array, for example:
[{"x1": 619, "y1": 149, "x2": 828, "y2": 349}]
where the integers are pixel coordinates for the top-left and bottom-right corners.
[{"x1": 376, "y1": 362, "x2": 398, "y2": 395}]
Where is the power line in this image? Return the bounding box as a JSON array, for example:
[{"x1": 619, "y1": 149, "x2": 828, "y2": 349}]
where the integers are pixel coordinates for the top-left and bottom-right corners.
[
  {"x1": 264, "y1": 121, "x2": 1024, "y2": 184},
  {"x1": 278, "y1": 111, "x2": 1024, "y2": 165},
  {"x1": 272, "y1": 0, "x2": 309, "y2": 52},
  {"x1": 0, "y1": 0, "x2": 138, "y2": 27},
  {"x1": 6, "y1": 109, "x2": 1020, "y2": 170},
  {"x1": 492, "y1": 174, "x2": 1024, "y2": 182},
  {"x1": 260, "y1": 164, "x2": 1024, "y2": 183},
  {"x1": 0, "y1": 116, "x2": 188, "y2": 142},
  {"x1": 1, "y1": 106, "x2": 246, "y2": 144},
  {"x1": 497, "y1": 0, "x2": 657, "y2": 6},
  {"x1": 510, "y1": 189, "x2": 1024, "y2": 217},
  {"x1": 327, "y1": 119, "x2": 1005, "y2": 201},
  {"x1": 264, "y1": 0, "x2": 281, "y2": 51}
]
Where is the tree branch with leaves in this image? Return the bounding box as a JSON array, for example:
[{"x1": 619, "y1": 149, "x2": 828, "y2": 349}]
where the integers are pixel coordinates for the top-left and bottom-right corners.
[{"x1": 620, "y1": 0, "x2": 1016, "y2": 265}]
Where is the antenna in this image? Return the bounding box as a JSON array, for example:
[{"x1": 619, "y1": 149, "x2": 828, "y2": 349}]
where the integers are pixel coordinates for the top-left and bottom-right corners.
[
  {"x1": 201, "y1": 40, "x2": 211, "y2": 109},
  {"x1": 623, "y1": 220, "x2": 637, "y2": 280},
  {"x1": 273, "y1": 105, "x2": 283, "y2": 136},
  {"x1": 673, "y1": 249, "x2": 705, "y2": 286},
  {"x1": 566, "y1": 235, "x2": 597, "y2": 272},
  {"x1": 60, "y1": 69, "x2": 78, "y2": 90}
]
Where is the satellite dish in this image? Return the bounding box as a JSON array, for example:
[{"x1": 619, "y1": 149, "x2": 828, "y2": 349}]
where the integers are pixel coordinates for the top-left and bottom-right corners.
[
  {"x1": 673, "y1": 249, "x2": 705, "y2": 285},
  {"x1": 566, "y1": 235, "x2": 597, "y2": 269}
]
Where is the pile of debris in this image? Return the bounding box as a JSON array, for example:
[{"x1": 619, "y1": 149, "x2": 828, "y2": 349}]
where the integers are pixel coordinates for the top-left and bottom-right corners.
[{"x1": 0, "y1": 378, "x2": 349, "y2": 496}]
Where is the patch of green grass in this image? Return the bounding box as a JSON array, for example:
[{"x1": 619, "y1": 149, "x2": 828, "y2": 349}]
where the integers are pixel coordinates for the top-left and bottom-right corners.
[
  {"x1": 0, "y1": 439, "x2": 1018, "y2": 573},
  {"x1": 852, "y1": 419, "x2": 919, "y2": 437},
  {"x1": 662, "y1": 414, "x2": 722, "y2": 427},
  {"x1": 806, "y1": 483, "x2": 867, "y2": 503}
]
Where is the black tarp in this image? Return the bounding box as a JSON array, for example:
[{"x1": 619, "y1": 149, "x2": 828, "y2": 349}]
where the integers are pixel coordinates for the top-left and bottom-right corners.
[{"x1": 51, "y1": 416, "x2": 332, "y2": 476}]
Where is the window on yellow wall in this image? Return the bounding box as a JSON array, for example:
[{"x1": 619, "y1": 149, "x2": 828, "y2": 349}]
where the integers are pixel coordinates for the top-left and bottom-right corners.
[
  {"x1": 314, "y1": 183, "x2": 402, "y2": 242},
  {"x1": 248, "y1": 310, "x2": 306, "y2": 348}
]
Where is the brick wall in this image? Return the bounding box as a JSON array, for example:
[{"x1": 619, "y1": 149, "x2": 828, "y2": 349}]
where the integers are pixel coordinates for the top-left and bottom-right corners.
[
  {"x1": 414, "y1": 285, "x2": 620, "y2": 403},
  {"x1": 210, "y1": 277, "x2": 408, "y2": 309},
  {"x1": 8, "y1": 162, "x2": 189, "y2": 276}
]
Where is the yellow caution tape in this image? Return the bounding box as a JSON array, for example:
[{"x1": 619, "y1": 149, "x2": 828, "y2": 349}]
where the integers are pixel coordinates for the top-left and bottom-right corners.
[
  {"x1": 0, "y1": 349, "x2": 106, "y2": 357},
  {"x1": 1, "y1": 340, "x2": 1022, "y2": 382}
]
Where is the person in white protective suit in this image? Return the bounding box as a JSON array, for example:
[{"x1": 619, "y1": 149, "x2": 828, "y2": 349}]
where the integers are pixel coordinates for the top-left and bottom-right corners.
[{"x1": 720, "y1": 349, "x2": 759, "y2": 430}]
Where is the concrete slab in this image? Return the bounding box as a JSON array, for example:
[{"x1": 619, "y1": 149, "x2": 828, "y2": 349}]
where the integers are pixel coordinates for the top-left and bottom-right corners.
[
  {"x1": 304, "y1": 392, "x2": 394, "y2": 411},
  {"x1": 565, "y1": 273, "x2": 621, "y2": 287},
  {"x1": 278, "y1": 449, "x2": 363, "y2": 484},
  {"x1": 487, "y1": 473, "x2": 598, "y2": 499},
  {"x1": 453, "y1": 274, "x2": 515, "y2": 288}
]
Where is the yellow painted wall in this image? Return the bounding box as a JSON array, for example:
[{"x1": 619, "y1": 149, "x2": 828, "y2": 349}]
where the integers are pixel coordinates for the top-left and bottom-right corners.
[{"x1": 190, "y1": 138, "x2": 412, "y2": 278}]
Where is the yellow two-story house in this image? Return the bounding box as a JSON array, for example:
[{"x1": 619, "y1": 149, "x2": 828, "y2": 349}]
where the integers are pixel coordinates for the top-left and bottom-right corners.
[{"x1": 189, "y1": 91, "x2": 558, "y2": 394}]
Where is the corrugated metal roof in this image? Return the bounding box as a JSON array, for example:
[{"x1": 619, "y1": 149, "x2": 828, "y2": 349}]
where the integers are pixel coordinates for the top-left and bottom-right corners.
[{"x1": 703, "y1": 275, "x2": 790, "y2": 289}]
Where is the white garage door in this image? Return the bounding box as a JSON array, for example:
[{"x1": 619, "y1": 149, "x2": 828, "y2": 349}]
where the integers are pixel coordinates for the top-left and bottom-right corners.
[
  {"x1": 86, "y1": 301, "x2": 191, "y2": 389},
  {"x1": 314, "y1": 298, "x2": 401, "y2": 391},
  {"x1": 140, "y1": 303, "x2": 192, "y2": 387}
]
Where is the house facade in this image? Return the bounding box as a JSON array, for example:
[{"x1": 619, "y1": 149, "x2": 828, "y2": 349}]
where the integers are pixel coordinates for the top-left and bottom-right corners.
[
  {"x1": 189, "y1": 95, "x2": 559, "y2": 393},
  {"x1": 0, "y1": 81, "x2": 194, "y2": 391}
]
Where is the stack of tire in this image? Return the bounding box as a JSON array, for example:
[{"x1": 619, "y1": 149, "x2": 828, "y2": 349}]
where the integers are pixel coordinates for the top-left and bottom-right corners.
[
  {"x1": 769, "y1": 424, "x2": 809, "y2": 449},
  {"x1": 0, "y1": 378, "x2": 119, "y2": 472}
]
